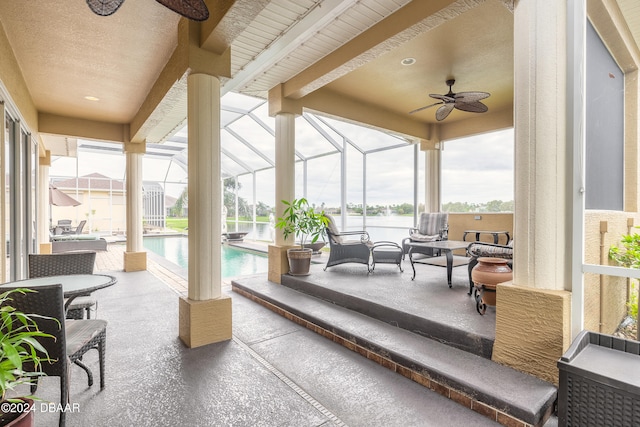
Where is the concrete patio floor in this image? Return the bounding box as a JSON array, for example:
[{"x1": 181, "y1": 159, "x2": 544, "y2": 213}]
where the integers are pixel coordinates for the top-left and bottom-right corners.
[{"x1": 26, "y1": 243, "x2": 503, "y2": 426}]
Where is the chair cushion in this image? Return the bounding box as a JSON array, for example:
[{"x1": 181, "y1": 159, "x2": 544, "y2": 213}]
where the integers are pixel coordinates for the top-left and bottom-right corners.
[
  {"x1": 409, "y1": 232, "x2": 440, "y2": 242},
  {"x1": 417, "y1": 212, "x2": 448, "y2": 236},
  {"x1": 65, "y1": 319, "x2": 107, "y2": 356},
  {"x1": 325, "y1": 214, "x2": 343, "y2": 243},
  {"x1": 467, "y1": 243, "x2": 513, "y2": 259}
]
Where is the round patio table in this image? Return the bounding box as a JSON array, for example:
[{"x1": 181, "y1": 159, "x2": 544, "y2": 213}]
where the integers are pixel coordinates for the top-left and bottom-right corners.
[{"x1": 0, "y1": 274, "x2": 117, "y2": 313}]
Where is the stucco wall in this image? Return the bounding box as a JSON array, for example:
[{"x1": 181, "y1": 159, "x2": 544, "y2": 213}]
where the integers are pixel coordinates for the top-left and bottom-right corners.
[
  {"x1": 447, "y1": 213, "x2": 514, "y2": 244},
  {"x1": 493, "y1": 283, "x2": 571, "y2": 385},
  {"x1": 0, "y1": 21, "x2": 38, "y2": 133}
]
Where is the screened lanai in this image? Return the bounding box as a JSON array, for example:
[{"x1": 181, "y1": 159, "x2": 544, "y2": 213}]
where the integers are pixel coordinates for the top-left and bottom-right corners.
[{"x1": 50, "y1": 91, "x2": 436, "y2": 242}]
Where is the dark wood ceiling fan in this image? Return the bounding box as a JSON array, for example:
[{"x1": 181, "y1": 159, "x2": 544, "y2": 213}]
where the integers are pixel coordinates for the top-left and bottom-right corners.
[
  {"x1": 86, "y1": 0, "x2": 209, "y2": 21},
  {"x1": 409, "y1": 79, "x2": 490, "y2": 121}
]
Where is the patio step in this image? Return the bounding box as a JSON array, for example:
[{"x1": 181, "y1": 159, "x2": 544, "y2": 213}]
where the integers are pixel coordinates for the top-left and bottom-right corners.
[
  {"x1": 281, "y1": 272, "x2": 495, "y2": 359},
  {"x1": 232, "y1": 276, "x2": 557, "y2": 427}
]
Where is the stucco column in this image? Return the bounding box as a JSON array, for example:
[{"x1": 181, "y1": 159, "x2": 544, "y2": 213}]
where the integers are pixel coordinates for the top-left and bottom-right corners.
[
  {"x1": 123, "y1": 142, "x2": 147, "y2": 272},
  {"x1": 38, "y1": 150, "x2": 52, "y2": 254},
  {"x1": 491, "y1": 0, "x2": 572, "y2": 385},
  {"x1": 268, "y1": 113, "x2": 296, "y2": 283},
  {"x1": 420, "y1": 139, "x2": 441, "y2": 213},
  {"x1": 179, "y1": 73, "x2": 231, "y2": 348}
]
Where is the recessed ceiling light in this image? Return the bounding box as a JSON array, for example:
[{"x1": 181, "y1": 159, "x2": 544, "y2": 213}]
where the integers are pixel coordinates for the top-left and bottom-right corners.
[
  {"x1": 401, "y1": 58, "x2": 416, "y2": 66},
  {"x1": 84, "y1": 96, "x2": 100, "y2": 102}
]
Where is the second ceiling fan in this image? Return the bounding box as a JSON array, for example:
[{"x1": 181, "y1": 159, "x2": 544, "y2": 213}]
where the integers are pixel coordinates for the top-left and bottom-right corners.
[{"x1": 410, "y1": 79, "x2": 490, "y2": 121}]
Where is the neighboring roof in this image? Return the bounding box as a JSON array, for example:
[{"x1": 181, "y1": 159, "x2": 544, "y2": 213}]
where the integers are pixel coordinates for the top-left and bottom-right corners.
[
  {"x1": 165, "y1": 195, "x2": 178, "y2": 209},
  {"x1": 52, "y1": 173, "x2": 125, "y2": 191}
]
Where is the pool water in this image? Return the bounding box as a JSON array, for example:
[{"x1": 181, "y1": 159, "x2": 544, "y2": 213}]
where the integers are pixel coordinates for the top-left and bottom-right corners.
[{"x1": 143, "y1": 236, "x2": 268, "y2": 278}]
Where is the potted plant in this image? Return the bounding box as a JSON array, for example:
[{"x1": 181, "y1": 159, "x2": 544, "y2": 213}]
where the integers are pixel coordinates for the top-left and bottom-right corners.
[
  {"x1": 0, "y1": 288, "x2": 55, "y2": 427},
  {"x1": 275, "y1": 198, "x2": 329, "y2": 275}
]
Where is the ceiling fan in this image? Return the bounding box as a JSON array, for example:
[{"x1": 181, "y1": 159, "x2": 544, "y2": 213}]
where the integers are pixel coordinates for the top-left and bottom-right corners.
[
  {"x1": 409, "y1": 79, "x2": 490, "y2": 121},
  {"x1": 86, "y1": 0, "x2": 209, "y2": 21}
]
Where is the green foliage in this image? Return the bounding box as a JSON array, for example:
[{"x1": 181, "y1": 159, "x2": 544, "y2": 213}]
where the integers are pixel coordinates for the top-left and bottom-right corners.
[
  {"x1": 0, "y1": 289, "x2": 55, "y2": 402},
  {"x1": 609, "y1": 230, "x2": 640, "y2": 318},
  {"x1": 609, "y1": 231, "x2": 640, "y2": 269},
  {"x1": 442, "y1": 200, "x2": 514, "y2": 213},
  {"x1": 275, "y1": 198, "x2": 329, "y2": 246},
  {"x1": 166, "y1": 217, "x2": 188, "y2": 232}
]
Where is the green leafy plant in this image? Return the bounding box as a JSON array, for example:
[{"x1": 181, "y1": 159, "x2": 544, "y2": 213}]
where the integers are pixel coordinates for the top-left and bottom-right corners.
[
  {"x1": 275, "y1": 198, "x2": 329, "y2": 247},
  {"x1": 609, "y1": 230, "x2": 640, "y2": 318},
  {"x1": 0, "y1": 288, "x2": 55, "y2": 402}
]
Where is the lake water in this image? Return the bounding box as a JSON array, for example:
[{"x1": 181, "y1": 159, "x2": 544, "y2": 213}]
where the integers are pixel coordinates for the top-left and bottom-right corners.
[{"x1": 224, "y1": 215, "x2": 413, "y2": 244}]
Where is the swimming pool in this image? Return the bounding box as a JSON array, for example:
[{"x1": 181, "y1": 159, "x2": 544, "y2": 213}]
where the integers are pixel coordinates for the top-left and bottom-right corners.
[{"x1": 143, "y1": 236, "x2": 268, "y2": 278}]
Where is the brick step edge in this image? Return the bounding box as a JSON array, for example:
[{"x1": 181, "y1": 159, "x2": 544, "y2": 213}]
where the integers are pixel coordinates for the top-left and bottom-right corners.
[{"x1": 232, "y1": 284, "x2": 556, "y2": 427}]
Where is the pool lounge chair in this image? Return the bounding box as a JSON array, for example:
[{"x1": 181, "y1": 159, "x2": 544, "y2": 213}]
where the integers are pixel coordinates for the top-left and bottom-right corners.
[{"x1": 51, "y1": 234, "x2": 108, "y2": 253}]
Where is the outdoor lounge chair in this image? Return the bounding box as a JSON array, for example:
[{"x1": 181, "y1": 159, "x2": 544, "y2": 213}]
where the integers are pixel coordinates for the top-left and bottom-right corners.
[
  {"x1": 62, "y1": 219, "x2": 86, "y2": 235},
  {"x1": 323, "y1": 214, "x2": 373, "y2": 272},
  {"x1": 401, "y1": 212, "x2": 449, "y2": 259},
  {"x1": 466, "y1": 240, "x2": 513, "y2": 295},
  {"x1": 28, "y1": 251, "x2": 98, "y2": 319},
  {"x1": 3, "y1": 284, "x2": 107, "y2": 427}
]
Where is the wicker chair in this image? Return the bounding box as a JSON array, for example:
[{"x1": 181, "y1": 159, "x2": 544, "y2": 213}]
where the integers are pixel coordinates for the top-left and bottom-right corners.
[
  {"x1": 466, "y1": 240, "x2": 514, "y2": 295},
  {"x1": 401, "y1": 212, "x2": 449, "y2": 259},
  {"x1": 323, "y1": 214, "x2": 373, "y2": 272},
  {"x1": 2, "y1": 284, "x2": 107, "y2": 427},
  {"x1": 28, "y1": 251, "x2": 98, "y2": 319}
]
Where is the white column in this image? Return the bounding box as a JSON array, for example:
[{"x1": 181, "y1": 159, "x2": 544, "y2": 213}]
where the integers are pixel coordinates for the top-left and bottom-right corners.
[
  {"x1": 187, "y1": 73, "x2": 222, "y2": 301},
  {"x1": 125, "y1": 151, "x2": 144, "y2": 253},
  {"x1": 513, "y1": 0, "x2": 571, "y2": 291},
  {"x1": 274, "y1": 112, "x2": 296, "y2": 246},
  {"x1": 38, "y1": 158, "x2": 50, "y2": 243},
  {"x1": 424, "y1": 147, "x2": 441, "y2": 213}
]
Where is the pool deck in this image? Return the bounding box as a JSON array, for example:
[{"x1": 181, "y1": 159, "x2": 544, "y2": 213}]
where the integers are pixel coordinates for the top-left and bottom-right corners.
[{"x1": 25, "y1": 240, "x2": 514, "y2": 426}]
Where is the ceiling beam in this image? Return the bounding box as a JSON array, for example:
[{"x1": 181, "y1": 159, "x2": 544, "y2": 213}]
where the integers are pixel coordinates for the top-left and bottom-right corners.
[
  {"x1": 223, "y1": 0, "x2": 359, "y2": 95},
  {"x1": 282, "y1": 0, "x2": 486, "y2": 99},
  {"x1": 200, "y1": 0, "x2": 271, "y2": 54}
]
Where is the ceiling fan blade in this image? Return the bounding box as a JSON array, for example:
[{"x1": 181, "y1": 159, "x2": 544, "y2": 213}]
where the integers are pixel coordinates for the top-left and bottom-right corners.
[
  {"x1": 436, "y1": 104, "x2": 455, "y2": 121},
  {"x1": 155, "y1": 0, "x2": 209, "y2": 21},
  {"x1": 86, "y1": 0, "x2": 125, "y2": 16},
  {"x1": 409, "y1": 101, "x2": 444, "y2": 114},
  {"x1": 454, "y1": 91, "x2": 490, "y2": 102},
  {"x1": 429, "y1": 94, "x2": 455, "y2": 102},
  {"x1": 454, "y1": 100, "x2": 488, "y2": 113}
]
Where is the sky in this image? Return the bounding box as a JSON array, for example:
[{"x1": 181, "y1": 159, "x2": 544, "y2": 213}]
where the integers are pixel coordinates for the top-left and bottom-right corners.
[{"x1": 49, "y1": 99, "x2": 514, "y2": 209}]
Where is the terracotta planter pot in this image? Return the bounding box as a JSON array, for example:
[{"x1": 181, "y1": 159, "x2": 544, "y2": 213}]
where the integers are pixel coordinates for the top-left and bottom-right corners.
[
  {"x1": 0, "y1": 398, "x2": 35, "y2": 427},
  {"x1": 287, "y1": 248, "x2": 313, "y2": 276},
  {"x1": 471, "y1": 257, "x2": 512, "y2": 314}
]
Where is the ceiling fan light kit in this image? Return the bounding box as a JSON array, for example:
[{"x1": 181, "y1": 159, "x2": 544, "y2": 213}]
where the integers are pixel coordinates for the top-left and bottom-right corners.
[
  {"x1": 86, "y1": 0, "x2": 209, "y2": 21},
  {"x1": 410, "y1": 79, "x2": 490, "y2": 121}
]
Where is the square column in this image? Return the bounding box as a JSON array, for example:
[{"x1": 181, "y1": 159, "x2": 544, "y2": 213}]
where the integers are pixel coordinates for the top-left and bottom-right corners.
[
  {"x1": 38, "y1": 150, "x2": 52, "y2": 254},
  {"x1": 420, "y1": 139, "x2": 442, "y2": 213},
  {"x1": 124, "y1": 142, "x2": 147, "y2": 272},
  {"x1": 179, "y1": 72, "x2": 231, "y2": 348},
  {"x1": 492, "y1": 0, "x2": 575, "y2": 384},
  {"x1": 268, "y1": 112, "x2": 296, "y2": 283}
]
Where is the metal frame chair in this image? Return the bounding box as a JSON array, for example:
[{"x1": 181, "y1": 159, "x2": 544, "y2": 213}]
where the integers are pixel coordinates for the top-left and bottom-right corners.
[
  {"x1": 28, "y1": 251, "x2": 97, "y2": 319},
  {"x1": 401, "y1": 212, "x2": 449, "y2": 259},
  {"x1": 2, "y1": 284, "x2": 107, "y2": 427},
  {"x1": 323, "y1": 214, "x2": 372, "y2": 272}
]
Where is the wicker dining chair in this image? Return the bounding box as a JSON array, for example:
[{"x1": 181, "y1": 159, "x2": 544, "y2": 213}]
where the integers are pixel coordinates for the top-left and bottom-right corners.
[
  {"x1": 28, "y1": 251, "x2": 98, "y2": 319},
  {"x1": 2, "y1": 284, "x2": 107, "y2": 427}
]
